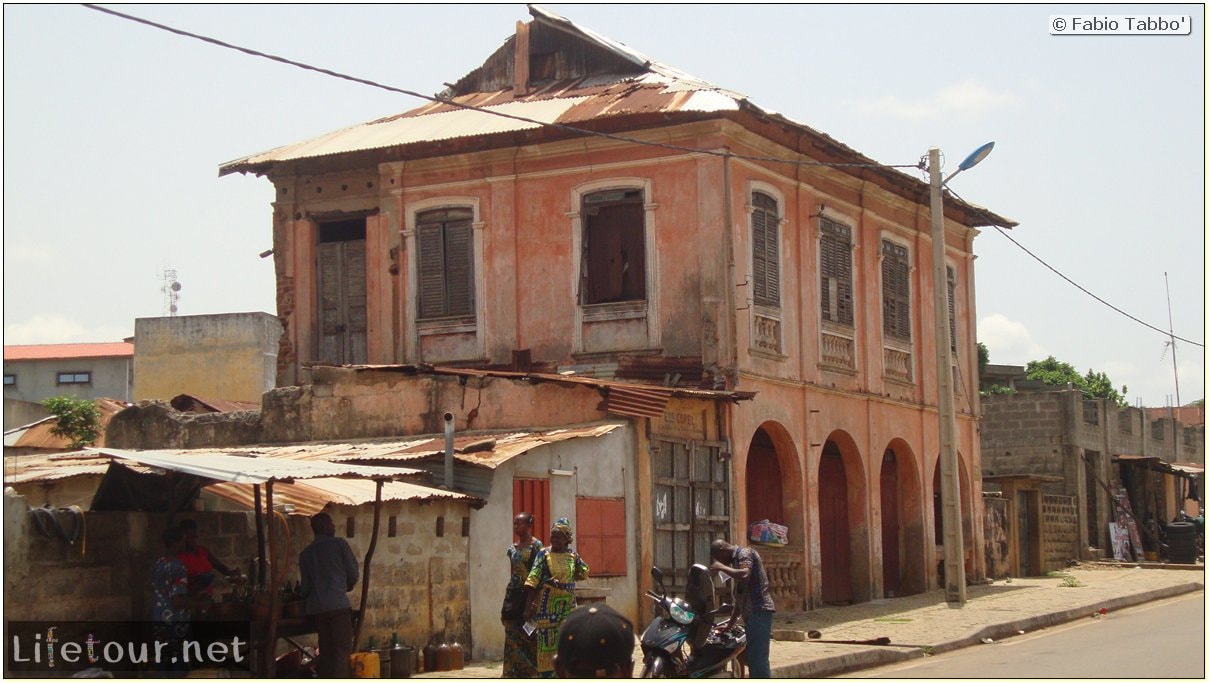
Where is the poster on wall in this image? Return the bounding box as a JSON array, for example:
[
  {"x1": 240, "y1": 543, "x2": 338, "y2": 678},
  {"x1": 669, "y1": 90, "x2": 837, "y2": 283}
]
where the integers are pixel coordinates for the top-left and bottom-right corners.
[{"x1": 1108, "y1": 522, "x2": 1131, "y2": 561}]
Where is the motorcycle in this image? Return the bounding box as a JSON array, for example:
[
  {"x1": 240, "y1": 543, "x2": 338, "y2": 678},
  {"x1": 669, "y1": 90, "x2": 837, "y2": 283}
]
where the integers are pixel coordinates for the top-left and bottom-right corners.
[{"x1": 639, "y1": 564, "x2": 746, "y2": 678}]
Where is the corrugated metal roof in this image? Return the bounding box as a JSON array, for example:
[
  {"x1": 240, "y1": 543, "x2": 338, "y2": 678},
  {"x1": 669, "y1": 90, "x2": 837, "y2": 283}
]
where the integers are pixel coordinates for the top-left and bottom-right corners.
[
  {"x1": 205, "y1": 478, "x2": 484, "y2": 516},
  {"x1": 3, "y1": 398, "x2": 130, "y2": 449},
  {"x1": 92, "y1": 448, "x2": 423, "y2": 484},
  {"x1": 169, "y1": 395, "x2": 261, "y2": 413},
  {"x1": 4, "y1": 342, "x2": 134, "y2": 361},
  {"x1": 327, "y1": 423, "x2": 623, "y2": 469},
  {"x1": 216, "y1": 7, "x2": 1014, "y2": 228}
]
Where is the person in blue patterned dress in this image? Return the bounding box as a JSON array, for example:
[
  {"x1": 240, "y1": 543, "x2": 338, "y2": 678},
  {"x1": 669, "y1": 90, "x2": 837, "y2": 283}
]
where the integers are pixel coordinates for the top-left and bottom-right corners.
[
  {"x1": 501, "y1": 512, "x2": 544, "y2": 677},
  {"x1": 150, "y1": 527, "x2": 205, "y2": 675}
]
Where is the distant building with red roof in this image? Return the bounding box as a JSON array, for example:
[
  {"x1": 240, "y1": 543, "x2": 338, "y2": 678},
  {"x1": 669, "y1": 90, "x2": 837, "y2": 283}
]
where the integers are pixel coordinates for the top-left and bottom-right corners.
[{"x1": 3, "y1": 342, "x2": 134, "y2": 429}]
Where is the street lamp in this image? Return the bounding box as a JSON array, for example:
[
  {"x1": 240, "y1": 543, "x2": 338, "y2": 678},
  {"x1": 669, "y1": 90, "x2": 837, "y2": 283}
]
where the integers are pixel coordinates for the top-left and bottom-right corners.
[{"x1": 929, "y1": 142, "x2": 993, "y2": 605}]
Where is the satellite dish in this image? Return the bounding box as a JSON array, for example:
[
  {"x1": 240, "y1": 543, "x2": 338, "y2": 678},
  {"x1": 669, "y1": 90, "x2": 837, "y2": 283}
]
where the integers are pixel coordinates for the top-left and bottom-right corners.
[{"x1": 171, "y1": 281, "x2": 182, "y2": 291}]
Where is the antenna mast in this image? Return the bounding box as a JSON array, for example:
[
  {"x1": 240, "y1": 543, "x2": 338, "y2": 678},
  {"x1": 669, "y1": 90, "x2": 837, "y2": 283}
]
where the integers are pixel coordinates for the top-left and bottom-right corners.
[{"x1": 161, "y1": 267, "x2": 182, "y2": 317}]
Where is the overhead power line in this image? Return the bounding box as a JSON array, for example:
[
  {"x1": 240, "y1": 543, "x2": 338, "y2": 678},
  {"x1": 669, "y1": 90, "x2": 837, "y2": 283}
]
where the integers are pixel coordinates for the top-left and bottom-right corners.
[
  {"x1": 990, "y1": 225, "x2": 1204, "y2": 348},
  {"x1": 84, "y1": 4, "x2": 1203, "y2": 351},
  {"x1": 81, "y1": 3, "x2": 919, "y2": 172}
]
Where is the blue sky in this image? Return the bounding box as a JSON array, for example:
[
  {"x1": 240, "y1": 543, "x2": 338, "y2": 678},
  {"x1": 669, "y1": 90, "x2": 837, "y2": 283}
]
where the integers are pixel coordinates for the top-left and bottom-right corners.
[{"x1": 3, "y1": 4, "x2": 1204, "y2": 406}]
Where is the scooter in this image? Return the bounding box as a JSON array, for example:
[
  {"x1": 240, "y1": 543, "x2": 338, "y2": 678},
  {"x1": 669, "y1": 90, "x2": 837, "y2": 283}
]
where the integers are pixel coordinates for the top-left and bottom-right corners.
[{"x1": 639, "y1": 564, "x2": 746, "y2": 678}]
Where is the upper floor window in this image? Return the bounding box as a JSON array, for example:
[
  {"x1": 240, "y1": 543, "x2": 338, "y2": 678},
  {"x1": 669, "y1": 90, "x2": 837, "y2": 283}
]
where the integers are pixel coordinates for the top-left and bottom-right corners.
[
  {"x1": 417, "y1": 207, "x2": 475, "y2": 320},
  {"x1": 3, "y1": 374, "x2": 15, "y2": 387},
  {"x1": 819, "y1": 218, "x2": 853, "y2": 326},
  {"x1": 581, "y1": 189, "x2": 645, "y2": 305},
  {"x1": 947, "y1": 265, "x2": 958, "y2": 352},
  {"x1": 57, "y1": 371, "x2": 91, "y2": 385},
  {"x1": 881, "y1": 240, "x2": 911, "y2": 342},
  {"x1": 751, "y1": 192, "x2": 781, "y2": 308}
]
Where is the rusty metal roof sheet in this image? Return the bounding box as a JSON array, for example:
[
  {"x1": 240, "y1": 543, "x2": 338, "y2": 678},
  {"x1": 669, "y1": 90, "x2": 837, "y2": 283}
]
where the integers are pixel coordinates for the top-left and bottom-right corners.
[
  {"x1": 3, "y1": 398, "x2": 130, "y2": 450},
  {"x1": 326, "y1": 423, "x2": 623, "y2": 470},
  {"x1": 91, "y1": 448, "x2": 423, "y2": 484},
  {"x1": 169, "y1": 394, "x2": 261, "y2": 414},
  {"x1": 205, "y1": 478, "x2": 484, "y2": 516}
]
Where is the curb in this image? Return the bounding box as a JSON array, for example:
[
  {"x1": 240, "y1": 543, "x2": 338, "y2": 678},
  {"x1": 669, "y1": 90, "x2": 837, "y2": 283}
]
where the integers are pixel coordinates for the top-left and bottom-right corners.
[{"x1": 771, "y1": 581, "x2": 1204, "y2": 678}]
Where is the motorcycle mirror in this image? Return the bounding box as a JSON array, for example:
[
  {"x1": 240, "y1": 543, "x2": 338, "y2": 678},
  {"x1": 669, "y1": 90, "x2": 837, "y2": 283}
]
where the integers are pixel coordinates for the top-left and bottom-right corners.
[{"x1": 651, "y1": 566, "x2": 665, "y2": 590}]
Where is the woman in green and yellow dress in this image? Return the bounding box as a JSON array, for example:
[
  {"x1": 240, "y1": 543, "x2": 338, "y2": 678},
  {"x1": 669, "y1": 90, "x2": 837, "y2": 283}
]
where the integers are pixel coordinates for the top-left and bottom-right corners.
[{"x1": 523, "y1": 518, "x2": 589, "y2": 677}]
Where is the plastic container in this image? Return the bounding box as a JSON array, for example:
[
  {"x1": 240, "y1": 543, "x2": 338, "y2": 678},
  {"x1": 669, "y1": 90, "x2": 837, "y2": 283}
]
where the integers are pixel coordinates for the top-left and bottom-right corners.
[
  {"x1": 350, "y1": 652, "x2": 380, "y2": 678},
  {"x1": 422, "y1": 643, "x2": 437, "y2": 673},
  {"x1": 449, "y1": 640, "x2": 464, "y2": 671}
]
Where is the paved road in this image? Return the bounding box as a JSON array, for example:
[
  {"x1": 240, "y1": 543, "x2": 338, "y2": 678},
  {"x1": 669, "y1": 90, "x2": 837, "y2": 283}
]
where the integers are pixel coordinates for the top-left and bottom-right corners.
[{"x1": 843, "y1": 590, "x2": 1205, "y2": 679}]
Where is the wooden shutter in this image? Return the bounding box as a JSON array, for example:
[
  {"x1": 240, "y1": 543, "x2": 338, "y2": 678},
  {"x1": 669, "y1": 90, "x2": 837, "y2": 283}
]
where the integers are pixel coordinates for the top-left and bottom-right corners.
[
  {"x1": 417, "y1": 208, "x2": 474, "y2": 320},
  {"x1": 345, "y1": 239, "x2": 368, "y2": 364},
  {"x1": 316, "y1": 226, "x2": 368, "y2": 365},
  {"x1": 576, "y1": 497, "x2": 627, "y2": 576},
  {"x1": 820, "y1": 219, "x2": 853, "y2": 325},
  {"x1": 318, "y1": 241, "x2": 343, "y2": 363},
  {"x1": 752, "y1": 193, "x2": 779, "y2": 307},
  {"x1": 881, "y1": 240, "x2": 910, "y2": 341}
]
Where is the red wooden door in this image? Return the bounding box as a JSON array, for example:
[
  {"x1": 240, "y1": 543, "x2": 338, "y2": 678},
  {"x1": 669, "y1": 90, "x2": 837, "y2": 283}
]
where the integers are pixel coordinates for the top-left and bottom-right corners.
[
  {"x1": 819, "y1": 450, "x2": 851, "y2": 604},
  {"x1": 880, "y1": 453, "x2": 901, "y2": 596},
  {"x1": 746, "y1": 434, "x2": 784, "y2": 527}
]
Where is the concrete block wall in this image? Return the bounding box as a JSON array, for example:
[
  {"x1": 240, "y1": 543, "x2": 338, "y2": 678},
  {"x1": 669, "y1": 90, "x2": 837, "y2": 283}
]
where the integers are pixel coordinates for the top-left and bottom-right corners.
[
  {"x1": 980, "y1": 391, "x2": 1066, "y2": 481},
  {"x1": 1041, "y1": 494, "x2": 1078, "y2": 572},
  {"x1": 330, "y1": 499, "x2": 474, "y2": 654}
]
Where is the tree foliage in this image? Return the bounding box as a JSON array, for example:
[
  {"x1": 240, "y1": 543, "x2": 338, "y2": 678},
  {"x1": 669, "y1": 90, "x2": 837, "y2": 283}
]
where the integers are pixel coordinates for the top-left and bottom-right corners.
[
  {"x1": 42, "y1": 395, "x2": 102, "y2": 449},
  {"x1": 1024, "y1": 356, "x2": 1128, "y2": 407}
]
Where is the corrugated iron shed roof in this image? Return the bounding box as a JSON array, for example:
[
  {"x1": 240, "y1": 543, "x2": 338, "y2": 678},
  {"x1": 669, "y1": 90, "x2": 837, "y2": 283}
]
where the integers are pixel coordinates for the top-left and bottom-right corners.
[
  {"x1": 169, "y1": 395, "x2": 261, "y2": 413},
  {"x1": 91, "y1": 448, "x2": 424, "y2": 484},
  {"x1": 4, "y1": 342, "x2": 134, "y2": 361},
  {"x1": 216, "y1": 7, "x2": 1013, "y2": 228},
  {"x1": 327, "y1": 423, "x2": 623, "y2": 469},
  {"x1": 205, "y1": 478, "x2": 484, "y2": 516},
  {"x1": 3, "y1": 398, "x2": 130, "y2": 449}
]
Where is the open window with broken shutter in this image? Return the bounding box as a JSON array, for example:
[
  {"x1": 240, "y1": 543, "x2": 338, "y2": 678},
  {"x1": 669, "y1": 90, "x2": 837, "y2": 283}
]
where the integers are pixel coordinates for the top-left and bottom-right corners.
[
  {"x1": 417, "y1": 208, "x2": 475, "y2": 320},
  {"x1": 819, "y1": 218, "x2": 854, "y2": 326},
  {"x1": 581, "y1": 189, "x2": 646, "y2": 305},
  {"x1": 751, "y1": 192, "x2": 780, "y2": 308},
  {"x1": 881, "y1": 239, "x2": 911, "y2": 342}
]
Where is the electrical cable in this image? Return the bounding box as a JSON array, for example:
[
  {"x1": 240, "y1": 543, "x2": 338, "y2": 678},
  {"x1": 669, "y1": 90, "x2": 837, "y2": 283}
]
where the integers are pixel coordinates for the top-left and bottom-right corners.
[
  {"x1": 945, "y1": 186, "x2": 1203, "y2": 348},
  {"x1": 81, "y1": 3, "x2": 921, "y2": 172}
]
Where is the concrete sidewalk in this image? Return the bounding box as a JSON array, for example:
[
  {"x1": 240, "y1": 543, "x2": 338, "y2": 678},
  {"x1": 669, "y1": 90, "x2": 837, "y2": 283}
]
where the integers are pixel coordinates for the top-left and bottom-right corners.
[{"x1": 414, "y1": 562, "x2": 1204, "y2": 678}]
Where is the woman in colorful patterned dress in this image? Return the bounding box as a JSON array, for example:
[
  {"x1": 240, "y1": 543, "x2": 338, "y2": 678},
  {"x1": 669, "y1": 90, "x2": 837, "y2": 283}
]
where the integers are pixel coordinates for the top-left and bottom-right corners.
[
  {"x1": 502, "y1": 512, "x2": 544, "y2": 678},
  {"x1": 523, "y1": 518, "x2": 589, "y2": 678}
]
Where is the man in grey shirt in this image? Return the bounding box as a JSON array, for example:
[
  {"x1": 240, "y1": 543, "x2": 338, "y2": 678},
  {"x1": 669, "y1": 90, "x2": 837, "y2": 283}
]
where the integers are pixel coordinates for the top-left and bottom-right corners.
[{"x1": 299, "y1": 512, "x2": 359, "y2": 678}]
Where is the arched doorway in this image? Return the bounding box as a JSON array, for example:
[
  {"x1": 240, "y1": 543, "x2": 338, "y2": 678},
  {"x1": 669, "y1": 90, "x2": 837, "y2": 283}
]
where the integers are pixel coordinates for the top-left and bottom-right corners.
[
  {"x1": 880, "y1": 450, "x2": 901, "y2": 597},
  {"x1": 880, "y1": 441, "x2": 925, "y2": 597},
  {"x1": 743, "y1": 423, "x2": 805, "y2": 608},
  {"x1": 746, "y1": 429, "x2": 784, "y2": 527},
  {"x1": 817, "y1": 433, "x2": 869, "y2": 605},
  {"x1": 932, "y1": 452, "x2": 973, "y2": 586}
]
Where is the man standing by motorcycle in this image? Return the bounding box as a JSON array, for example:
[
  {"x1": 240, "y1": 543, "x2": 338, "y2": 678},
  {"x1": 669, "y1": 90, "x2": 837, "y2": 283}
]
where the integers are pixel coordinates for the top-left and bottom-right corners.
[{"x1": 709, "y1": 539, "x2": 775, "y2": 678}]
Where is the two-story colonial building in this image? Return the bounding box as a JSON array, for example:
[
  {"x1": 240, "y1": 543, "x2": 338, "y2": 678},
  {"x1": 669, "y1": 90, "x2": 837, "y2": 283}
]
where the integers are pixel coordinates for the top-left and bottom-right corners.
[{"x1": 222, "y1": 6, "x2": 1014, "y2": 611}]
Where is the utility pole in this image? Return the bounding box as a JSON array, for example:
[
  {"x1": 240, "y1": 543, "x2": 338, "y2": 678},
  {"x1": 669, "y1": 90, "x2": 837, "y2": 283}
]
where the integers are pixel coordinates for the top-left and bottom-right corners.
[
  {"x1": 929, "y1": 147, "x2": 965, "y2": 603},
  {"x1": 1164, "y1": 272, "x2": 1181, "y2": 409}
]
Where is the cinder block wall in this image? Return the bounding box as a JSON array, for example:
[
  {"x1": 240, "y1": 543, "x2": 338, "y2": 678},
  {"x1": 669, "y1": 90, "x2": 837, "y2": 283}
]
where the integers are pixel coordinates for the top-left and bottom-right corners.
[
  {"x1": 1041, "y1": 494, "x2": 1079, "y2": 571},
  {"x1": 980, "y1": 391, "x2": 1067, "y2": 483}
]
